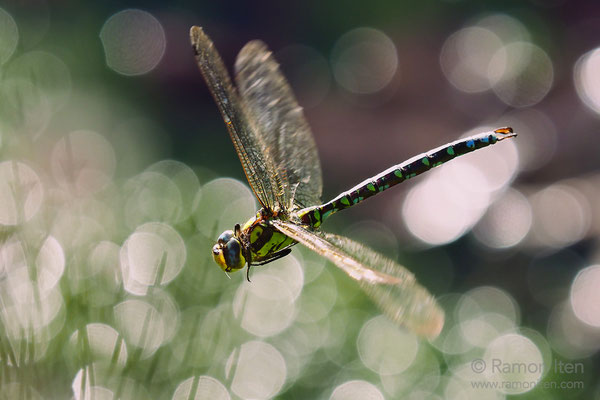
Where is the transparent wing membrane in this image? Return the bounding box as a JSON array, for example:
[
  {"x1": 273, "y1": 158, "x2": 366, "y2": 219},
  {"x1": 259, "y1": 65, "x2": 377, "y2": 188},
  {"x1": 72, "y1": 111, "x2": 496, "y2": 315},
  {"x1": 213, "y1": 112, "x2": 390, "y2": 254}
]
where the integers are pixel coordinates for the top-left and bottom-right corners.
[
  {"x1": 272, "y1": 219, "x2": 444, "y2": 338},
  {"x1": 190, "y1": 26, "x2": 278, "y2": 210},
  {"x1": 235, "y1": 41, "x2": 323, "y2": 209}
]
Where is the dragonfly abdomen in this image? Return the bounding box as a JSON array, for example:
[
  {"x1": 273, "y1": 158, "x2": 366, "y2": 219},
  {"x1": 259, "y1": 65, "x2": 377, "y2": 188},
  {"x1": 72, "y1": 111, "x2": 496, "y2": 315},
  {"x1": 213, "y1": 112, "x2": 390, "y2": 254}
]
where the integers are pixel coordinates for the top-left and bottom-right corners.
[{"x1": 299, "y1": 127, "x2": 515, "y2": 228}]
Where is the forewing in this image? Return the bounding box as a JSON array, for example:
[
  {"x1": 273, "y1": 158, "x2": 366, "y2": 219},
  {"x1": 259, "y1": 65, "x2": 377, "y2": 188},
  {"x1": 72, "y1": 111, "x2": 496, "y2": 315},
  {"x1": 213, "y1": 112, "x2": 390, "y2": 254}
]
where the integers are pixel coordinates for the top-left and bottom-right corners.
[
  {"x1": 190, "y1": 26, "x2": 279, "y2": 210},
  {"x1": 235, "y1": 41, "x2": 323, "y2": 209},
  {"x1": 272, "y1": 220, "x2": 444, "y2": 338}
]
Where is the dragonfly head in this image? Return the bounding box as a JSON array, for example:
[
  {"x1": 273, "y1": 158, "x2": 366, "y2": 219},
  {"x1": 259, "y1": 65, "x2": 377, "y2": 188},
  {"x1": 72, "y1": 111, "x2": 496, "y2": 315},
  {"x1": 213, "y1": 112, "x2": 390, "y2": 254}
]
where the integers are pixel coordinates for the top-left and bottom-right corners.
[{"x1": 212, "y1": 229, "x2": 246, "y2": 273}]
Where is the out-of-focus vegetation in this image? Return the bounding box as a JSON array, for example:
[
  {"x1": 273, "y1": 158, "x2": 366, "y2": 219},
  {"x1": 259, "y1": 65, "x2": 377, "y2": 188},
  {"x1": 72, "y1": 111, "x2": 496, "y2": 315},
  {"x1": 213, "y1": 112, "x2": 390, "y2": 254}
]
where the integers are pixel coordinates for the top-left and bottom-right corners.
[{"x1": 1, "y1": 1, "x2": 600, "y2": 399}]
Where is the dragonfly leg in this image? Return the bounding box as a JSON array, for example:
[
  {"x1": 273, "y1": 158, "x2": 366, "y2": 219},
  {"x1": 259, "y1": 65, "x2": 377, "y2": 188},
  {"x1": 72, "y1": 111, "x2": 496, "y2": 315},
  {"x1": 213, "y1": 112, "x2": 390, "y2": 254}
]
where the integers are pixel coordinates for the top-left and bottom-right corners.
[
  {"x1": 251, "y1": 248, "x2": 293, "y2": 267},
  {"x1": 244, "y1": 249, "x2": 255, "y2": 282}
]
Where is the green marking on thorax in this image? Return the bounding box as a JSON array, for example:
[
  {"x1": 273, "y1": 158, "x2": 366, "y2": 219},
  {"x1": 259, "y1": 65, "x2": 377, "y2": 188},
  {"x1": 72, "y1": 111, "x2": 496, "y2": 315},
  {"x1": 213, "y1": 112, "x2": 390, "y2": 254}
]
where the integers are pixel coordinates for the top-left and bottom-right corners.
[
  {"x1": 250, "y1": 225, "x2": 262, "y2": 243},
  {"x1": 250, "y1": 222, "x2": 296, "y2": 258}
]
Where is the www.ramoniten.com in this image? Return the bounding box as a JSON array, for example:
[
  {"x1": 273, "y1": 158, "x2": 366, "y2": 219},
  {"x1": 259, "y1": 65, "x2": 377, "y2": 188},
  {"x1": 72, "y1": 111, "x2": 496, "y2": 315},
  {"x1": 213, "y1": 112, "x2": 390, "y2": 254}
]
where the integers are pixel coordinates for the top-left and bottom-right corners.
[{"x1": 471, "y1": 379, "x2": 584, "y2": 390}]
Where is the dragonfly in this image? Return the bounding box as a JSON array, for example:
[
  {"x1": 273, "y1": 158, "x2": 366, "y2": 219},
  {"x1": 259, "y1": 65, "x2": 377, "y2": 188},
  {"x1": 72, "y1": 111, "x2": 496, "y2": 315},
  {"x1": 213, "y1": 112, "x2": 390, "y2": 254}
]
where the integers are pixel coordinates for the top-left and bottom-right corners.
[{"x1": 190, "y1": 26, "x2": 516, "y2": 338}]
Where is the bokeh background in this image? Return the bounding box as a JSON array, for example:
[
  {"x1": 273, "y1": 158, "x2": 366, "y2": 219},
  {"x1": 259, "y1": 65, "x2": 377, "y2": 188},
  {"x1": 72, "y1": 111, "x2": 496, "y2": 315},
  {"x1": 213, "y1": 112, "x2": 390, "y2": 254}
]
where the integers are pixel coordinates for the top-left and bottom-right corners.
[{"x1": 1, "y1": 0, "x2": 600, "y2": 399}]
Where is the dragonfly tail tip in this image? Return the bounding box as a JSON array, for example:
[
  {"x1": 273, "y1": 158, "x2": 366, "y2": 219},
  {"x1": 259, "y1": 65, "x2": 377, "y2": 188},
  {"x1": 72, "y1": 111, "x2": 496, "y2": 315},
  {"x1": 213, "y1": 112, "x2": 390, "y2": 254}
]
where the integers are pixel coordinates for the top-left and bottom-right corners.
[{"x1": 494, "y1": 126, "x2": 517, "y2": 140}]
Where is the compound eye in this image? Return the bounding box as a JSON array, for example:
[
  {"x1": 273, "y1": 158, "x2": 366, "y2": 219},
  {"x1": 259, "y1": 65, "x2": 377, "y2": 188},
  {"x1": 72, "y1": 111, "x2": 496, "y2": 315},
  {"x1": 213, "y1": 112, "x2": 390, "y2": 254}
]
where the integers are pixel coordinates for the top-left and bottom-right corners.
[
  {"x1": 223, "y1": 239, "x2": 245, "y2": 270},
  {"x1": 225, "y1": 239, "x2": 241, "y2": 259},
  {"x1": 218, "y1": 230, "x2": 235, "y2": 244}
]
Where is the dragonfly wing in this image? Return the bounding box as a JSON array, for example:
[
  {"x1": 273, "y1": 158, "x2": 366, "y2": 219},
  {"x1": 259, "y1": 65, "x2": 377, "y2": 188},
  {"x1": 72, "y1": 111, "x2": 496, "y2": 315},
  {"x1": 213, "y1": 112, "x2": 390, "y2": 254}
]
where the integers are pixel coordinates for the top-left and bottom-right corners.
[
  {"x1": 190, "y1": 26, "x2": 279, "y2": 210},
  {"x1": 235, "y1": 40, "x2": 323, "y2": 209},
  {"x1": 271, "y1": 220, "x2": 444, "y2": 338}
]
